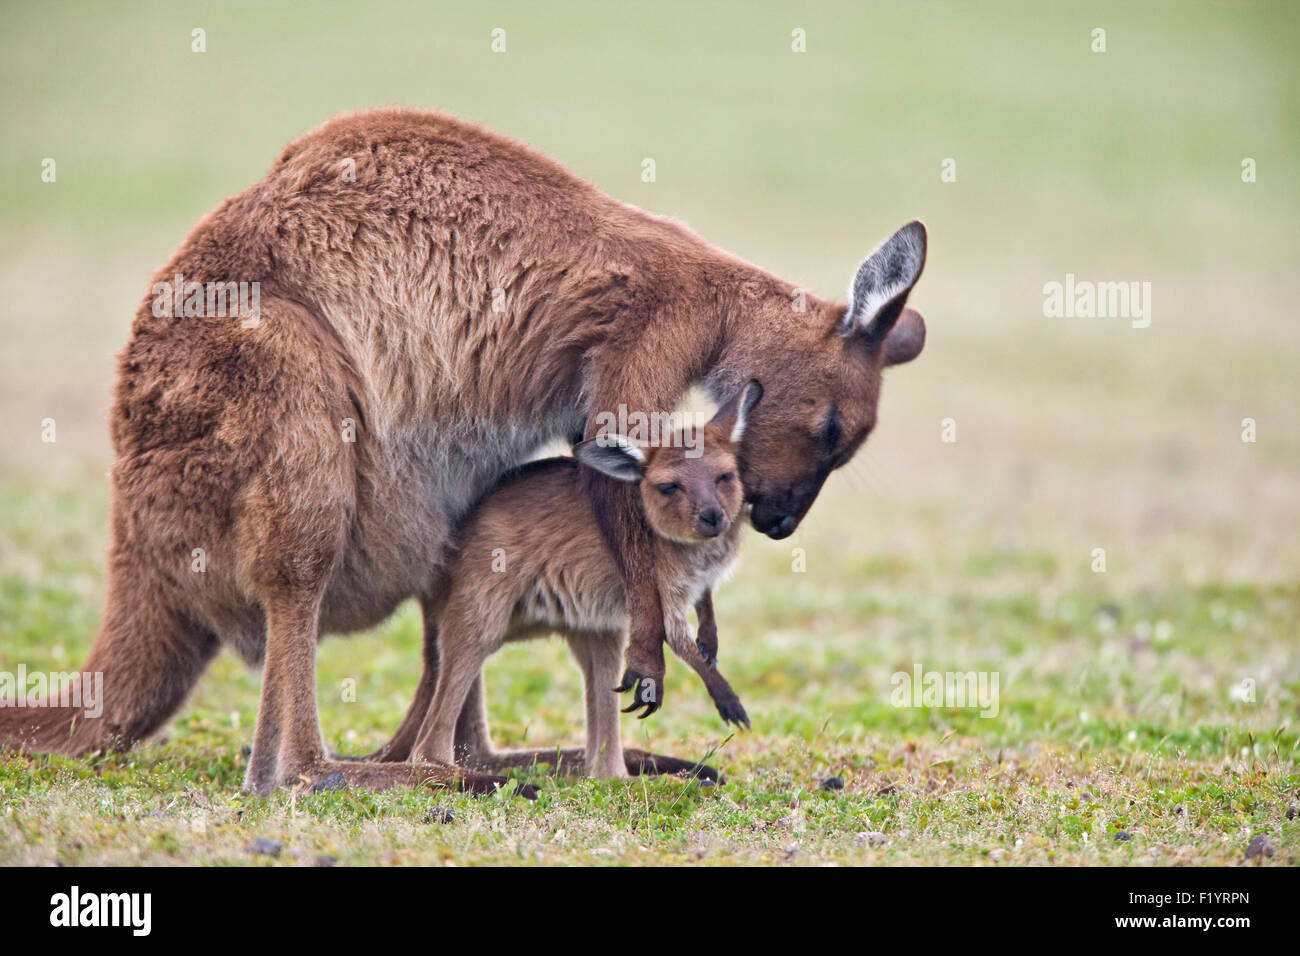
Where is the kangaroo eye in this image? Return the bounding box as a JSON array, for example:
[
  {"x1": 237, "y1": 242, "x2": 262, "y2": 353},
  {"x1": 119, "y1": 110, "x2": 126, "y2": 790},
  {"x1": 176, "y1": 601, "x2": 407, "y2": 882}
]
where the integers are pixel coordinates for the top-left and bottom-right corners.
[
  {"x1": 657, "y1": 483, "x2": 678, "y2": 496},
  {"x1": 716, "y1": 472, "x2": 735, "y2": 484},
  {"x1": 823, "y1": 406, "x2": 842, "y2": 452}
]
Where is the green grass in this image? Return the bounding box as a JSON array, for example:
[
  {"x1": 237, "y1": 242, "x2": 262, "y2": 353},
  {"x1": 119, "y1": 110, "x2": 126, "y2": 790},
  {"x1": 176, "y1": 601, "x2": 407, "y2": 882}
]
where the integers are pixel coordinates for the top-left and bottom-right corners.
[
  {"x1": 1, "y1": 1, "x2": 1297, "y2": 865},
  {"x1": 2, "y1": 470, "x2": 1295, "y2": 865}
]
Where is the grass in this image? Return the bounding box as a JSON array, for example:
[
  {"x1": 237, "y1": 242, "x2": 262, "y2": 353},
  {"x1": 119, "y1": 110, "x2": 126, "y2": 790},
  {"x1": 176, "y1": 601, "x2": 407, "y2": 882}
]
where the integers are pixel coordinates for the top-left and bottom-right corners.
[
  {"x1": 2, "y1": 469, "x2": 1295, "y2": 865},
  {"x1": 1, "y1": 1, "x2": 1297, "y2": 865}
]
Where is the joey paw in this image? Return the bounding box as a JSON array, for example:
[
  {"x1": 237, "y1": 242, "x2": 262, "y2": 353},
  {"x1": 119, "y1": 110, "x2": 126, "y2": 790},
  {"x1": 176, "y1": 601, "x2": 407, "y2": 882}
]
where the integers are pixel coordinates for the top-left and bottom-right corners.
[
  {"x1": 615, "y1": 667, "x2": 663, "y2": 719},
  {"x1": 713, "y1": 694, "x2": 750, "y2": 729}
]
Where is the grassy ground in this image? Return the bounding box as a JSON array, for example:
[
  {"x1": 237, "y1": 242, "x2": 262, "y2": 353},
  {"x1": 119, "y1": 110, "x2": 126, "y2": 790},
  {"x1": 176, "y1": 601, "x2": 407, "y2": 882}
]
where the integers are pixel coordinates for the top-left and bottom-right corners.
[{"x1": 1, "y1": 1, "x2": 1297, "y2": 865}]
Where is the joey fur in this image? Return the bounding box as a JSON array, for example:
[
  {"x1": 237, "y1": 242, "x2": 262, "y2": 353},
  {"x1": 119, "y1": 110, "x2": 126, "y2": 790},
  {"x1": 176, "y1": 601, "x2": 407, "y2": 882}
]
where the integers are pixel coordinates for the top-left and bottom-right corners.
[{"x1": 410, "y1": 383, "x2": 761, "y2": 777}]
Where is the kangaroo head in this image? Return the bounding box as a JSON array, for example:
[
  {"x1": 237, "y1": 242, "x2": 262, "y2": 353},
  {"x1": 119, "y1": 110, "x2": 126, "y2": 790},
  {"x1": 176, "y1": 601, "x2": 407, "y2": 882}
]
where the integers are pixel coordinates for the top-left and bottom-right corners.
[
  {"x1": 575, "y1": 382, "x2": 761, "y2": 543},
  {"x1": 730, "y1": 221, "x2": 928, "y2": 539}
]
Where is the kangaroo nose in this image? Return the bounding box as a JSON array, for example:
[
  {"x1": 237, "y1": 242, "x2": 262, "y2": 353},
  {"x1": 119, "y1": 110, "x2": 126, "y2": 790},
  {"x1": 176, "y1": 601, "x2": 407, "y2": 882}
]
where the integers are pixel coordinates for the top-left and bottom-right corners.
[{"x1": 698, "y1": 507, "x2": 724, "y2": 534}]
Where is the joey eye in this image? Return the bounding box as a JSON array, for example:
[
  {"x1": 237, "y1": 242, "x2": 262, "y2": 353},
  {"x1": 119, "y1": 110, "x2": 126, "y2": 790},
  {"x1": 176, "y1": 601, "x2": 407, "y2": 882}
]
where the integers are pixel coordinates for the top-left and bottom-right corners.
[
  {"x1": 657, "y1": 483, "x2": 678, "y2": 496},
  {"x1": 716, "y1": 472, "x2": 735, "y2": 484}
]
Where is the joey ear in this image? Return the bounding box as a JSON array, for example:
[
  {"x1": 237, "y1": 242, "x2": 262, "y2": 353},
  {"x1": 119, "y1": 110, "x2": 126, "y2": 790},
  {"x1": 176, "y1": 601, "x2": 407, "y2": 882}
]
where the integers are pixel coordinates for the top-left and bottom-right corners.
[
  {"x1": 730, "y1": 379, "x2": 763, "y2": 443},
  {"x1": 574, "y1": 436, "x2": 645, "y2": 482},
  {"x1": 708, "y1": 379, "x2": 764, "y2": 444},
  {"x1": 883, "y1": 307, "x2": 926, "y2": 366},
  {"x1": 842, "y1": 220, "x2": 927, "y2": 342}
]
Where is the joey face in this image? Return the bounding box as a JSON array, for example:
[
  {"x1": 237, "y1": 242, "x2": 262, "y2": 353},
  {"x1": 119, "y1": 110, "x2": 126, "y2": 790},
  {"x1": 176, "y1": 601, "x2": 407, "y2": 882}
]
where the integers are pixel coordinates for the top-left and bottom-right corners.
[
  {"x1": 574, "y1": 381, "x2": 762, "y2": 544},
  {"x1": 735, "y1": 222, "x2": 929, "y2": 539},
  {"x1": 639, "y1": 436, "x2": 744, "y2": 543}
]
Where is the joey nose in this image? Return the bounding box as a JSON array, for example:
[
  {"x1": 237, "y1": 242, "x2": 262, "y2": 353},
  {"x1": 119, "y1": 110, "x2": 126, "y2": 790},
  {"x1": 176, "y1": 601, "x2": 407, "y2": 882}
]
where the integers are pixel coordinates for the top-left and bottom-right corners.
[{"x1": 696, "y1": 507, "x2": 725, "y2": 536}]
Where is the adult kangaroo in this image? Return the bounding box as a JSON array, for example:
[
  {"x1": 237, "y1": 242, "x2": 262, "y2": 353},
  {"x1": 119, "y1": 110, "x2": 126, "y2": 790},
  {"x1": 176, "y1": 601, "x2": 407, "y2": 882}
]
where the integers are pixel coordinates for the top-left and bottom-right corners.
[{"x1": 0, "y1": 109, "x2": 928, "y2": 794}]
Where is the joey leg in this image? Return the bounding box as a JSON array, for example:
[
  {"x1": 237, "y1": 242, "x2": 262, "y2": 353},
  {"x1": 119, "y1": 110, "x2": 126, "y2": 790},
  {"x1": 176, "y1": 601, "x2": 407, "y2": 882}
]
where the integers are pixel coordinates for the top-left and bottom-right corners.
[
  {"x1": 582, "y1": 463, "x2": 668, "y2": 718},
  {"x1": 694, "y1": 591, "x2": 719, "y2": 668},
  {"x1": 664, "y1": 613, "x2": 750, "y2": 729},
  {"x1": 567, "y1": 631, "x2": 626, "y2": 777},
  {"x1": 614, "y1": 575, "x2": 668, "y2": 718}
]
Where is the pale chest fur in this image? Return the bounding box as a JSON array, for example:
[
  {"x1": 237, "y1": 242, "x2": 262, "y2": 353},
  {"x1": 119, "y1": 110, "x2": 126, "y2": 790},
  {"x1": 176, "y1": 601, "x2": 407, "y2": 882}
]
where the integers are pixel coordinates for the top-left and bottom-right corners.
[{"x1": 653, "y1": 530, "x2": 742, "y2": 613}]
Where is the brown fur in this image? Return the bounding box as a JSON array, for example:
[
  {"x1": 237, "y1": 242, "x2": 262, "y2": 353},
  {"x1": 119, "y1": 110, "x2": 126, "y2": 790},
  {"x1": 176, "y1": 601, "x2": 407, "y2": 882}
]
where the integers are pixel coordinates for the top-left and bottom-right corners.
[
  {"x1": 410, "y1": 392, "x2": 756, "y2": 777},
  {"x1": 0, "y1": 108, "x2": 926, "y2": 794}
]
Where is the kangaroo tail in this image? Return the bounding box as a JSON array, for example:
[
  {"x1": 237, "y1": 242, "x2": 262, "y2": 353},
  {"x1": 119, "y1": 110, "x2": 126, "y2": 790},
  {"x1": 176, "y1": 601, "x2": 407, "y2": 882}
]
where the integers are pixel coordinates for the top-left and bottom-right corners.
[{"x1": 1, "y1": 587, "x2": 219, "y2": 756}]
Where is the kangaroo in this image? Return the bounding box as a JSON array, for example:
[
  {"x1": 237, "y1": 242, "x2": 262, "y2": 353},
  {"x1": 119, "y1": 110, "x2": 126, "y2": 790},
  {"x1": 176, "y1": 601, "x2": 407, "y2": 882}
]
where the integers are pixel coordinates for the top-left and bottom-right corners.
[
  {"x1": 0, "y1": 109, "x2": 927, "y2": 795},
  {"x1": 409, "y1": 383, "x2": 762, "y2": 777}
]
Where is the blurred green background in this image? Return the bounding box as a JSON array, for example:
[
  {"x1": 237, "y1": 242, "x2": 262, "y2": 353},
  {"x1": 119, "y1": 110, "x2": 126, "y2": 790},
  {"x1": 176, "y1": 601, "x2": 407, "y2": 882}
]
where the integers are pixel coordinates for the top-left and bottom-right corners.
[{"x1": 0, "y1": 2, "x2": 1296, "y2": 864}]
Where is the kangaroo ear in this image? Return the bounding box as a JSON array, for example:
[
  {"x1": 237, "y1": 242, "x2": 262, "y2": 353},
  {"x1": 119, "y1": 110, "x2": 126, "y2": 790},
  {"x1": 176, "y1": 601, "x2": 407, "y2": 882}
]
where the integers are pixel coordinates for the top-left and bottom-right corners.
[
  {"x1": 574, "y1": 436, "x2": 645, "y2": 482},
  {"x1": 708, "y1": 379, "x2": 764, "y2": 444},
  {"x1": 883, "y1": 307, "x2": 926, "y2": 366},
  {"x1": 842, "y1": 220, "x2": 927, "y2": 343}
]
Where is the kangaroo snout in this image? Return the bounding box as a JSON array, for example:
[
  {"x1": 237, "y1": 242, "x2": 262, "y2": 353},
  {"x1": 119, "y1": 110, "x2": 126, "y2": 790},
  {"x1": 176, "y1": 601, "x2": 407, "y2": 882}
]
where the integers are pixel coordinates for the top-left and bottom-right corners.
[
  {"x1": 758, "y1": 513, "x2": 797, "y2": 539},
  {"x1": 749, "y1": 467, "x2": 829, "y2": 539},
  {"x1": 750, "y1": 496, "x2": 804, "y2": 539}
]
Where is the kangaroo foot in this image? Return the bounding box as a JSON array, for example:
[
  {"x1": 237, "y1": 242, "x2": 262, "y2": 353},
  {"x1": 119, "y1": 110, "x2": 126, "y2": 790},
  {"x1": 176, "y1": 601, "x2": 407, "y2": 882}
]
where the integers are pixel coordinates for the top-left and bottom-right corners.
[
  {"x1": 250, "y1": 758, "x2": 538, "y2": 800},
  {"x1": 462, "y1": 746, "x2": 589, "y2": 776},
  {"x1": 460, "y1": 745, "x2": 720, "y2": 784},
  {"x1": 622, "y1": 748, "x2": 724, "y2": 784}
]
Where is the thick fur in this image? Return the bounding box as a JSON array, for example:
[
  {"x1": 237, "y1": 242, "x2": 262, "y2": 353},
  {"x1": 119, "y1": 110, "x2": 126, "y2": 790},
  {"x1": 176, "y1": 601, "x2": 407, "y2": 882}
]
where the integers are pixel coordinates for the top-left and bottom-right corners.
[{"x1": 0, "y1": 108, "x2": 927, "y2": 794}]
